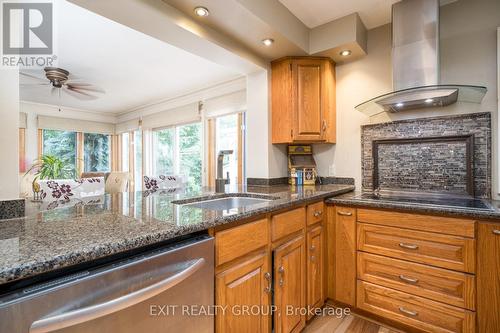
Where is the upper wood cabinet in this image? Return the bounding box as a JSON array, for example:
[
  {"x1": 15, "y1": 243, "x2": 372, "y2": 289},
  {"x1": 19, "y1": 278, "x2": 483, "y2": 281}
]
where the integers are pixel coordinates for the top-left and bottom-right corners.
[{"x1": 271, "y1": 57, "x2": 336, "y2": 144}]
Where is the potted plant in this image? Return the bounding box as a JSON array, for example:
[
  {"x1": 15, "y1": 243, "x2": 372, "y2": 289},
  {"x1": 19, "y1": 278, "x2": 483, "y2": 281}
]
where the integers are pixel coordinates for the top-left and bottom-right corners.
[{"x1": 25, "y1": 155, "x2": 72, "y2": 201}]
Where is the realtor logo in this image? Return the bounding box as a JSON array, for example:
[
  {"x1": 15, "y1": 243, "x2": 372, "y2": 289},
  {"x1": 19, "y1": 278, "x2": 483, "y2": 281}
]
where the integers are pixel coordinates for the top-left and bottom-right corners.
[
  {"x1": 3, "y1": 2, "x2": 52, "y2": 54},
  {"x1": 1, "y1": 1, "x2": 56, "y2": 68}
]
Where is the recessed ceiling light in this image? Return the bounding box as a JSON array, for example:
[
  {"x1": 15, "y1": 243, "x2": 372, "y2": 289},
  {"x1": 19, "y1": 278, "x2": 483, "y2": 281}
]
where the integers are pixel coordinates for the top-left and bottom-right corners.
[
  {"x1": 395, "y1": 102, "x2": 404, "y2": 107},
  {"x1": 425, "y1": 98, "x2": 434, "y2": 103},
  {"x1": 262, "y1": 38, "x2": 274, "y2": 46},
  {"x1": 194, "y1": 6, "x2": 209, "y2": 17},
  {"x1": 339, "y1": 50, "x2": 352, "y2": 56}
]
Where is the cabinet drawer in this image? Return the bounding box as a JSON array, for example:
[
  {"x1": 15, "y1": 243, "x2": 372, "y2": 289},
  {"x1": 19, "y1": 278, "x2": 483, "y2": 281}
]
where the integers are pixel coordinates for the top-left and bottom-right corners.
[
  {"x1": 271, "y1": 208, "x2": 305, "y2": 241},
  {"x1": 307, "y1": 201, "x2": 324, "y2": 225},
  {"x1": 357, "y1": 208, "x2": 475, "y2": 238},
  {"x1": 357, "y1": 281, "x2": 475, "y2": 333},
  {"x1": 216, "y1": 218, "x2": 269, "y2": 266},
  {"x1": 357, "y1": 223, "x2": 476, "y2": 273},
  {"x1": 358, "y1": 252, "x2": 475, "y2": 310}
]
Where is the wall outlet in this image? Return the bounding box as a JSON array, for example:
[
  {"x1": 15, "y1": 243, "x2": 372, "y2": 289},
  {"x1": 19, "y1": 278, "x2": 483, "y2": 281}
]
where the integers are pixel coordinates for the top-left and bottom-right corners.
[{"x1": 328, "y1": 164, "x2": 336, "y2": 176}]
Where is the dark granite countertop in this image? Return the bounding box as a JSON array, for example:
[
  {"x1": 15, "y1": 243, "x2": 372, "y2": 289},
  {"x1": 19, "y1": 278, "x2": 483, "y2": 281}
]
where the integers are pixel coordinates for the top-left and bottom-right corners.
[
  {"x1": 326, "y1": 191, "x2": 500, "y2": 221},
  {"x1": 0, "y1": 184, "x2": 354, "y2": 285}
]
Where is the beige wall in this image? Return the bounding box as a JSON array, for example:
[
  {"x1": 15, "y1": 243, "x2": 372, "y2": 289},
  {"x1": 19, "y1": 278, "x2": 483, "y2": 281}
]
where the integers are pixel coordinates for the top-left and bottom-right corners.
[
  {"x1": 315, "y1": 0, "x2": 500, "y2": 197},
  {"x1": 0, "y1": 70, "x2": 20, "y2": 200}
]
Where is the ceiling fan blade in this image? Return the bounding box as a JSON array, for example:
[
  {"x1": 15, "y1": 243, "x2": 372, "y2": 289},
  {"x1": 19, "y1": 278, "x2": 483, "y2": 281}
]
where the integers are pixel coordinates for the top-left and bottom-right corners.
[
  {"x1": 20, "y1": 72, "x2": 46, "y2": 82},
  {"x1": 66, "y1": 83, "x2": 105, "y2": 94},
  {"x1": 64, "y1": 87, "x2": 98, "y2": 100},
  {"x1": 20, "y1": 83, "x2": 50, "y2": 86}
]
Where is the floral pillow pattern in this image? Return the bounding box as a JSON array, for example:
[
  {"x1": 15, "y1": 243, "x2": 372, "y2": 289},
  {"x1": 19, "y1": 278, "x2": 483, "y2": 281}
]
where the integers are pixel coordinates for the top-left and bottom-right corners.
[
  {"x1": 143, "y1": 175, "x2": 184, "y2": 195},
  {"x1": 38, "y1": 177, "x2": 105, "y2": 202}
]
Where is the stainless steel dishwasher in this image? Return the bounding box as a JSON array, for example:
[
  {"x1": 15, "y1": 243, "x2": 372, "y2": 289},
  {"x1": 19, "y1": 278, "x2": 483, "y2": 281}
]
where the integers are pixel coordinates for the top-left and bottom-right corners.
[{"x1": 0, "y1": 235, "x2": 214, "y2": 333}]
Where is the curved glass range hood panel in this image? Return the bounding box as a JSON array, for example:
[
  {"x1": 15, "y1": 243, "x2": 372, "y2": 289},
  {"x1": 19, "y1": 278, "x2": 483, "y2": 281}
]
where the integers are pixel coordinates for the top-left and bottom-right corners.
[{"x1": 355, "y1": 85, "x2": 487, "y2": 117}]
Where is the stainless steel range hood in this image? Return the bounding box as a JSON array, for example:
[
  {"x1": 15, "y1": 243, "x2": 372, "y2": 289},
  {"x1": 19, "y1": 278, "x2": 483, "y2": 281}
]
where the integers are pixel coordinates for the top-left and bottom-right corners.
[{"x1": 355, "y1": 0, "x2": 486, "y2": 116}]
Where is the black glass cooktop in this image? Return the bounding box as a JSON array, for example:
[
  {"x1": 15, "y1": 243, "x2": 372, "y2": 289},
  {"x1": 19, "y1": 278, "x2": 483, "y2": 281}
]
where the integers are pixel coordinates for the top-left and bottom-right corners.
[{"x1": 356, "y1": 192, "x2": 493, "y2": 210}]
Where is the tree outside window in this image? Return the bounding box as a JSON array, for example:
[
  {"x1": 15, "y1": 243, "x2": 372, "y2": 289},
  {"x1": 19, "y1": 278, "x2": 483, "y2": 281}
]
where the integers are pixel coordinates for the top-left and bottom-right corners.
[
  {"x1": 153, "y1": 123, "x2": 202, "y2": 192},
  {"x1": 84, "y1": 133, "x2": 110, "y2": 172},
  {"x1": 42, "y1": 129, "x2": 77, "y2": 178}
]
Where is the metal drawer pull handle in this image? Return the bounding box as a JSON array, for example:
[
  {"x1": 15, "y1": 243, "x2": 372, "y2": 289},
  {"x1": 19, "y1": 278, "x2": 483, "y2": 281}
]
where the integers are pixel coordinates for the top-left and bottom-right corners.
[
  {"x1": 399, "y1": 307, "x2": 418, "y2": 317},
  {"x1": 313, "y1": 211, "x2": 323, "y2": 217},
  {"x1": 30, "y1": 258, "x2": 205, "y2": 333},
  {"x1": 399, "y1": 242, "x2": 419, "y2": 250},
  {"x1": 310, "y1": 245, "x2": 316, "y2": 251},
  {"x1": 278, "y1": 266, "x2": 285, "y2": 286},
  {"x1": 337, "y1": 211, "x2": 352, "y2": 216},
  {"x1": 399, "y1": 275, "x2": 419, "y2": 284},
  {"x1": 493, "y1": 229, "x2": 500, "y2": 235},
  {"x1": 264, "y1": 272, "x2": 272, "y2": 293}
]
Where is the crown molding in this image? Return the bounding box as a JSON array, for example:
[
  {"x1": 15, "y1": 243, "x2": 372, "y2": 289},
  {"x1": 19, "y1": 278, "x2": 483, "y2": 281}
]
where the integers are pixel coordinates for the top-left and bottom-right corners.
[
  {"x1": 116, "y1": 76, "x2": 246, "y2": 123},
  {"x1": 20, "y1": 100, "x2": 118, "y2": 124}
]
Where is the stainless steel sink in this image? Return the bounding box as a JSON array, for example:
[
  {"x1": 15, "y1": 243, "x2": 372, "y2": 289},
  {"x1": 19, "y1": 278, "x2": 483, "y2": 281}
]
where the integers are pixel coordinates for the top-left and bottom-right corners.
[{"x1": 174, "y1": 195, "x2": 275, "y2": 210}]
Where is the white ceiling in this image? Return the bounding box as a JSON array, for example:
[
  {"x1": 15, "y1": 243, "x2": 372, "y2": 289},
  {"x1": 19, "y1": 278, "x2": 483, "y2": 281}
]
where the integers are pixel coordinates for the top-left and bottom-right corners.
[
  {"x1": 278, "y1": 0, "x2": 400, "y2": 29},
  {"x1": 20, "y1": 0, "x2": 240, "y2": 114}
]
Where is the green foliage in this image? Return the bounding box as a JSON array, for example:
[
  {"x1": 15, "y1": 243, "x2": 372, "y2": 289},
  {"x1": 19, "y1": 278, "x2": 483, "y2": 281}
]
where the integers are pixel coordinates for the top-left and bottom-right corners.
[
  {"x1": 42, "y1": 130, "x2": 77, "y2": 178},
  {"x1": 84, "y1": 133, "x2": 110, "y2": 172},
  {"x1": 154, "y1": 123, "x2": 202, "y2": 192},
  {"x1": 26, "y1": 154, "x2": 73, "y2": 181},
  {"x1": 179, "y1": 123, "x2": 202, "y2": 192}
]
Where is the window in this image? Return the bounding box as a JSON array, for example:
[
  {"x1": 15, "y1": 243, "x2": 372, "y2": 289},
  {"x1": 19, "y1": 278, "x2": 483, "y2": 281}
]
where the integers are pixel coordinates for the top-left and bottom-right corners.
[
  {"x1": 208, "y1": 113, "x2": 244, "y2": 186},
  {"x1": 42, "y1": 129, "x2": 77, "y2": 178},
  {"x1": 134, "y1": 130, "x2": 143, "y2": 192},
  {"x1": 19, "y1": 128, "x2": 26, "y2": 172},
  {"x1": 121, "y1": 132, "x2": 129, "y2": 172},
  {"x1": 83, "y1": 133, "x2": 110, "y2": 172},
  {"x1": 153, "y1": 122, "x2": 202, "y2": 192}
]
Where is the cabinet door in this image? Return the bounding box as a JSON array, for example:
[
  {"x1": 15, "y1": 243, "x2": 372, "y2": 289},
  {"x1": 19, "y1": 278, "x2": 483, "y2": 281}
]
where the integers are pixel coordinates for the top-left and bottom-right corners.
[
  {"x1": 477, "y1": 222, "x2": 500, "y2": 333},
  {"x1": 334, "y1": 206, "x2": 357, "y2": 306},
  {"x1": 216, "y1": 253, "x2": 272, "y2": 333},
  {"x1": 292, "y1": 59, "x2": 324, "y2": 141},
  {"x1": 274, "y1": 235, "x2": 306, "y2": 333},
  {"x1": 306, "y1": 225, "x2": 324, "y2": 318}
]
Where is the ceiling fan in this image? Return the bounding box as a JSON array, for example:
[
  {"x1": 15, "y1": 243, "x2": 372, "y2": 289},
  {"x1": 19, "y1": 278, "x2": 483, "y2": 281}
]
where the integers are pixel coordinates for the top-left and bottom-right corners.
[{"x1": 20, "y1": 67, "x2": 105, "y2": 101}]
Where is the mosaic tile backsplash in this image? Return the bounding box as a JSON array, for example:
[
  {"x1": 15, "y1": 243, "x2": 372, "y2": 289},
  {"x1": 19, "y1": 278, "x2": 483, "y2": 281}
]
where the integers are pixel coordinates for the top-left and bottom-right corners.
[{"x1": 362, "y1": 113, "x2": 491, "y2": 198}]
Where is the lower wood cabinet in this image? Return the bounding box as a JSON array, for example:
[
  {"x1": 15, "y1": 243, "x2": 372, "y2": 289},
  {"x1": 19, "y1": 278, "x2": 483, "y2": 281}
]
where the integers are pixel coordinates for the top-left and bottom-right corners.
[
  {"x1": 214, "y1": 202, "x2": 325, "y2": 333},
  {"x1": 215, "y1": 253, "x2": 272, "y2": 333},
  {"x1": 333, "y1": 206, "x2": 357, "y2": 306},
  {"x1": 357, "y1": 281, "x2": 475, "y2": 333},
  {"x1": 477, "y1": 222, "x2": 500, "y2": 333},
  {"x1": 306, "y1": 225, "x2": 324, "y2": 317},
  {"x1": 274, "y1": 235, "x2": 306, "y2": 333}
]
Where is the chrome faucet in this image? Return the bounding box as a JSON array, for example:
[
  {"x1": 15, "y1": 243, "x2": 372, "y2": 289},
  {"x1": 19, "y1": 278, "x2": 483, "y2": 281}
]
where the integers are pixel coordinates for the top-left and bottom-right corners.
[{"x1": 215, "y1": 150, "x2": 233, "y2": 193}]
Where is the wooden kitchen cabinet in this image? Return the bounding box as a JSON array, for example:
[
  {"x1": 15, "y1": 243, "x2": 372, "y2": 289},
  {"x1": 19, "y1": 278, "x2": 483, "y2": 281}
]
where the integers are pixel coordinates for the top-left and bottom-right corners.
[
  {"x1": 271, "y1": 57, "x2": 336, "y2": 144},
  {"x1": 306, "y1": 225, "x2": 324, "y2": 318},
  {"x1": 216, "y1": 252, "x2": 272, "y2": 333},
  {"x1": 274, "y1": 235, "x2": 306, "y2": 333},
  {"x1": 477, "y1": 222, "x2": 500, "y2": 333},
  {"x1": 333, "y1": 206, "x2": 357, "y2": 306}
]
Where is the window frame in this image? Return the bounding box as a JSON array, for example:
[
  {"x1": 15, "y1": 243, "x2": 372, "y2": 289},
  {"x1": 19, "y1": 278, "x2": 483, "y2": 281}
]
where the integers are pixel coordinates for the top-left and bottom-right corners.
[
  {"x1": 206, "y1": 112, "x2": 245, "y2": 186},
  {"x1": 38, "y1": 129, "x2": 114, "y2": 178},
  {"x1": 152, "y1": 121, "x2": 203, "y2": 183}
]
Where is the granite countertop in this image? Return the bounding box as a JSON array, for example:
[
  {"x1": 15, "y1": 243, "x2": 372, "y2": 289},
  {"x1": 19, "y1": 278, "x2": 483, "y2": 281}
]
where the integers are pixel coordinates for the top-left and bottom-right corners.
[
  {"x1": 0, "y1": 184, "x2": 354, "y2": 286},
  {"x1": 326, "y1": 191, "x2": 500, "y2": 221}
]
